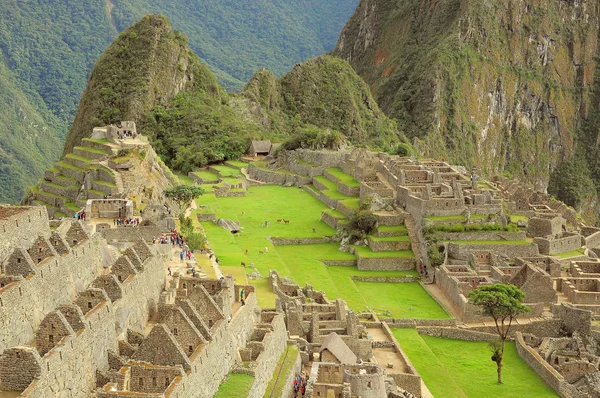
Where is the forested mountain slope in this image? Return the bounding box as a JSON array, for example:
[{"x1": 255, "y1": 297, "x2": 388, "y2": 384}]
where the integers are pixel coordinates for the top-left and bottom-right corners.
[
  {"x1": 0, "y1": 0, "x2": 358, "y2": 202},
  {"x1": 334, "y1": 0, "x2": 600, "y2": 224},
  {"x1": 57, "y1": 16, "x2": 405, "y2": 178}
]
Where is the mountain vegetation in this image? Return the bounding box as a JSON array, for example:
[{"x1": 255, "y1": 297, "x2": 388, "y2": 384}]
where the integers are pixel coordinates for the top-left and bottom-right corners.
[
  {"x1": 0, "y1": 0, "x2": 358, "y2": 202},
  {"x1": 334, "y1": 0, "x2": 600, "y2": 224},
  {"x1": 61, "y1": 15, "x2": 405, "y2": 177}
]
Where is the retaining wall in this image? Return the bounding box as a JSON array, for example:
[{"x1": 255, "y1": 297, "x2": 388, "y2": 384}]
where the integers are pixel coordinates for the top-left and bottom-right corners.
[{"x1": 357, "y1": 256, "x2": 415, "y2": 271}]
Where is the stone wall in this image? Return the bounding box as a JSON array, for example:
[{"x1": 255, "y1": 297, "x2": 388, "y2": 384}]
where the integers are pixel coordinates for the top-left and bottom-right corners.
[
  {"x1": 381, "y1": 323, "x2": 422, "y2": 397},
  {"x1": 0, "y1": 238, "x2": 104, "y2": 351},
  {"x1": 534, "y1": 234, "x2": 582, "y2": 255},
  {"x1": 0, "y1": 207, "x2": 50, "y2": 261},
  {"x1": 551, "y1": 303, "x2": 591, "y2": 335},
  {"x1": 437, "y1": 231, "x2": 526, "y2": 242},
  {"x1": 447, "y1": 242, "x2": 539, "y2": 261},
  {"x1": 270, "y1": 237, "x2": 332, "y2": 245},
  {"x1": 515, "y1": 332, "x2": 569, "y2": 397},
  {"x1": 582, "y1": 227, "x2": 600, "y2": 249},
  {"x1": 277, "y1": 349, "x2": 302, "y2": 398},
  {"x1": 100, "y1": 226, "x2": 166, "y2": 242},
  {"x1": 248, "y1": 164, "x2": 312, "y2": 186},
  {"x1": 356, "y1": 256, "x2": 415, "y2": 271},
  {"x1": 417, "y1": 327, "x2": 498, "y2": 341},
  {"x1": 367, "y1": 237, "x2": 411, "y2": 251},
  {"x1": 247, "y1": 314, "x2": 287, "y2": 398}
]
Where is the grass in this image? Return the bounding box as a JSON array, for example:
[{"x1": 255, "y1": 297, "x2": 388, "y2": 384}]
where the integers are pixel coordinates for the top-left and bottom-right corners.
[
  {"x1": 82, "y1": 138, "x2": 109, "y2": 144},
  {"x1": 94, "y1": 180, "x2": 117, "y2": 188},
  {"x1": 75, "y1": 146, "x2": 108, "y2": 155},
  {"x1": 425, "y1": 215, "x2": 488, "y2": 221},
  {"x1": 353, "y1": 245, "x2": 415, "y2": 258},
  {"x1": 212, "y1": 164, "x2": 243, "y2": 177},
  {"x1": 554, "y1": 248, "x2": 586, "y2": 259},
  {"x1": 370, "y1": 235, "x2": 410, "y2": 242},
  {"x1": 264, "y1": 345, "x2": 299, "y2": 398},
  {"x1": 326, "y1": 167, "x2": 361, "y2": 187},
  {"x1": 176, "y1": 173, "x2": 194, "y2": 185},
  {"x1": 392, "y1": 329, "x2": 558, "y2": 398},
  {"x1": 378, "y1": 225, "x2": 408, "y2": 234},
  {"x1": 214, "y1": 373, "x2": 255, "y2": 398},
  {"x1": 323, "y1": 208, "x2": 346, "y2": 219},
  {"x1": 509, "y1": 214, "x2": 529, "y2": 223},
  {"x1": 226, "y1": 160, "x2": 248, "y2": 169},
  {"x1": 65, "y1": 153, "x2": 92, "y2": 163},
  {"x1": 56, "y1": 161, "x2": 85, "y2": 172},
  {"x1": 193, "y1": 170, "x2": 220, "y2": 181},
  {"x1": 65, "y1": 202, "x2": 80, "y2": 212},
  {"x1": 197, "y1": 186, "x2": 442, "y2": 317}
]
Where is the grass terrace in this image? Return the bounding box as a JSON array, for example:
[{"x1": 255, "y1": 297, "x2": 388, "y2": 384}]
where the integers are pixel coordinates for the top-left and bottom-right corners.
[
  {"x1": 176, "y1": 173, "x2": 194, "y2": 185},
  {"x1": 197, "y1": 185, "x2": 443, "y2": 318},
  {"x1": 326, "y1": 167, "x2": 361, "y2": 187},
  {"x1": 212, "y1": 164, "x2": 243, "y2": 178},
  {"x1": 192, "y1": 170, "x2": 220, "y2": 181},
  {"x1": 353, "y1": 245, "x2": 415, "y2": 258},
  {"x1": 214, "y1": 373, "x2": 255, "y2": 398},
  {"x1": 369, "y1": 235, "x2": 411, "y2": 242},
  {"x1": 554, "y1": 248, "x2": 586, "y2": 259},
  {"x1": 264, "y1": 345, "x2": 300, "y2": 398},
  {"x1": 377, "y1": 225, "x2": 408, "y2": 234},
  {"x1": 82, "y1": 138, "x2": 109, "y2": 144},
  {"x1": 448, "y1": 240, "x2": 530, "y2": 245},
  {"x1": 226, "y1": 160, "x2": 248, "y2": 169},
  {"x1": 393, "y1": 329, "x2": 558, "y2": 398}
]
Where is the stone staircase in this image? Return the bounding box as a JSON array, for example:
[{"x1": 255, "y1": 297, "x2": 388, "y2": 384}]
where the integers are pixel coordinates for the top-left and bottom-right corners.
[{"x1": 29, "y1": 138, "x2": 124, "y2": 218}]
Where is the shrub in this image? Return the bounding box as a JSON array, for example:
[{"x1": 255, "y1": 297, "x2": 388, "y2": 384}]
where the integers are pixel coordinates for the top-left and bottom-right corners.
[
  {"x1": 428, "y1": 244, "x2": 444, "y2": 267},
  {"x1": 348, "y1": 211, "x2": 378, "y2": 235}
]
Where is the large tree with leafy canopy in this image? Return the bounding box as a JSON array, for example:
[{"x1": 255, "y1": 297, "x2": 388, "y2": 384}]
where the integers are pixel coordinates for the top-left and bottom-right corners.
[
  {"x1": 468, "y1": 284, "x2": 530, "y2": 384},
  {"x1": 163, "y1": 185, "x2": 205, "y2": 217}
]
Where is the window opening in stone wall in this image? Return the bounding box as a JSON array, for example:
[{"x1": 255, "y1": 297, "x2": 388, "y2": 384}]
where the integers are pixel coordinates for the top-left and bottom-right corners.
[
  {"x1": 173, "y1": 328, "x2": 178, "y2": 335},
  {"x1": 165, "y1": 377, "x2": 170, "y2": 387},
  {"x1": 367, "y1": 381, "x2": 372, "y2": 389},
  {"x1": 152, "y1": 377, "x2": 157, "y2": 386},
  {"x1": 49, "y1": 334, "x2": 54, "y2": 344},
  {"x1": 139, "y1": 378, "x2": 143, "y2": 387},
  {"x1": 88, "y1": 302, "x2": 93, "y2": 309},
  {"x1": 17, "y1": 258, "x2": 21, "y2": 263},
  {"x1": 188, "y1": 345, "x2": 193, "y2": 354}
]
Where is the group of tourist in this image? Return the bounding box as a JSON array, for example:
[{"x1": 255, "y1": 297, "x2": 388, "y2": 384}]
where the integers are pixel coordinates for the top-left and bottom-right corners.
[
  {"x1": 293, "y1": 373, "x2": 309, "y2": 396},
  {"x1": 117, "y1": 126, "x2": 136, "y2": 140},
  {"x1": 74, "y1": 211, "x2": 87, "y2": 221},
  {"x1": 152, "y1": 230, "x2": 186, "y2": 247},
  {"x1": 180, "y1": 250, "x2": 193, "y2": 262},
  {"x1": 114, "y1": 217, "x2": 140, "y2": 226}
]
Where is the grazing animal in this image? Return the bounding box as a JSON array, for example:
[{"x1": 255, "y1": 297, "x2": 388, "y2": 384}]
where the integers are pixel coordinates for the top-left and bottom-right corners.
[
  {"x1": 241, "y1": 262, "x2": 246, "y2": 267},
  {"x1": 283, "y1": 219, "x2": 290, "y2": 224},
  {"x1": 277, "y1": 219, "x2": 282, "y2": 223},
  {"x1": 259, "y1": 250, "x2": 265, "y2": 254}
]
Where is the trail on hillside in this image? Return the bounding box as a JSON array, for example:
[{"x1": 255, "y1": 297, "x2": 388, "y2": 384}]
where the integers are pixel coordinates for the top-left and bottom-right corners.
[{"x1": 104, "y1": 0, "x2": 116, "y2": 31}]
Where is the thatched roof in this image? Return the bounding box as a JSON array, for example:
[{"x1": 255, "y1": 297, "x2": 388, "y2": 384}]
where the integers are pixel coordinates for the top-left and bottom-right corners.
[
  {"x1": 249, "y1": 140, "x2": 272, "y2": 153},
  {"x1": 319, "y1": 332, "x2": 357, "y2": 364}
]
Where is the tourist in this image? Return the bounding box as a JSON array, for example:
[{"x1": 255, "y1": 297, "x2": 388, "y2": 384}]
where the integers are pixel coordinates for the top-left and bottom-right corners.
[
  {"x1": 227, "y1": 314, "x2": 231, "y2": 323},
  {"x1": 168, "y1": 266, "x2": 172, "y2": 276},
  {"x1": 180, "y1": 251, "x2": 184, "y2": 262}
]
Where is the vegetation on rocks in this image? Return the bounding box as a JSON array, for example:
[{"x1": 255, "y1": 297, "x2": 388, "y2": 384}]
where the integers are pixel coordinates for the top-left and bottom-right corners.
[{"x1": 335, "y1": 0, "x2": 600, "y2": 224}]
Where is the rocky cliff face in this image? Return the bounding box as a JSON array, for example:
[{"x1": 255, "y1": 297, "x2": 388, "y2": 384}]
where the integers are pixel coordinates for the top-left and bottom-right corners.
[
  {"x1": 63, "y1": 14, "x2": 224, "y2": 155},
  {"x1": 335, "y1": 0, "x2": 600, "y2": 195}
]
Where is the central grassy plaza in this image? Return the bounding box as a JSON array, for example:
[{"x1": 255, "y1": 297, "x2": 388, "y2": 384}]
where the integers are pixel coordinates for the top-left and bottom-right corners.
[{"x1": 194, "y1": 184, "x2": 448, "y2": 318}]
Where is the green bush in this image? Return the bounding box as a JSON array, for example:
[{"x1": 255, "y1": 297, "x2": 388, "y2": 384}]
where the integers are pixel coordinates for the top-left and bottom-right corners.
[
  {"x1": 428, "y1": 244, "x2": 444, "y2": 267},
  {"x1": 347, "y1": 211, "x2": 378, "y2": 235}
]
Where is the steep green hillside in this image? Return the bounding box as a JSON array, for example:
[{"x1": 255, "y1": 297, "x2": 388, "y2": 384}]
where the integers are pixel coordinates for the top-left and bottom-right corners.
[
  {"x1": 0, "y1": 0, "x2": 358, "y2": 202},
  {"x1": 334, "y1": 0, "x2": 600, "y2": 223},
  {"x1": 0, "y1": 61, "x2": 62, "y2": 203},
  {"x1": 240, "y1": 56, "x2": 402, "y2": 149},
  {"x1": 64, "y1": 14, "x2": 225, "y2": 155},
  {"x1": 56, "y1": 16, "x2": 403, "y2": 179}
]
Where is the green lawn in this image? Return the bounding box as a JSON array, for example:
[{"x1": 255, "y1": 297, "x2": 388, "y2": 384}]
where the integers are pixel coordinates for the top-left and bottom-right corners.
[
  {"x1": 370, "y1": 235, "x2": 410, "y2": 242},
  {"x1": 264, "y1": 345, "x2": 299, "y2": 398},
  {"x1": 176, "y1": 173, "x2": 194, "y2": 185},
  {"x1": 393, "y1": 329, "x2": 558, "y2": 398},
  {"x1": 378, "y1": 225, "x2": 408, "y2": 234},
  {"x1": 198, "y1": 186, "x2": 443, "y2": 317},
  {"x1": 326, "y1": 167, "x2": 361, "y2": 187},
  {"x1": 227, "y1": 160, "x2": 248, "y2": 169},
  {"x1": 554, "y1": 248, "x2": 585, "y2": 259},
  {"x1": 212, "y1": 165, "x2": 243, "y2": 177},
  {"x1": 75, "y1": 146, "x2": 108, "y2": 155},
  {"x1": 193, "y1": 170, "x2": 220, "y2": 181},
  {"x1": 214, "y1": 373, "x2": 255, "y2": 398}
]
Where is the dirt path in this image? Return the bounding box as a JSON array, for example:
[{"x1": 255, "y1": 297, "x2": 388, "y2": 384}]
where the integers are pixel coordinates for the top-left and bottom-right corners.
[{"x1": 104, "y1": 0, "x2": 117, "y2": 31}]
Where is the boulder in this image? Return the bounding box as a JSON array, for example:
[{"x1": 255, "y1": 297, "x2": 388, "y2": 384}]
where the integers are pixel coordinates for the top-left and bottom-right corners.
[{"x1": 215, "y1": 218, "x2": 241, "y2": 233}]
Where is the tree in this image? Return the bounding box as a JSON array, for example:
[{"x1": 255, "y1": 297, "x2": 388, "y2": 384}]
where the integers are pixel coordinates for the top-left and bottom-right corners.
[
  {"x1": 163, "y1": 185, "x2": 205, "y2": 216},
  {"x1": 468, "y1": 284, "x2": 530, "y2": 384}
]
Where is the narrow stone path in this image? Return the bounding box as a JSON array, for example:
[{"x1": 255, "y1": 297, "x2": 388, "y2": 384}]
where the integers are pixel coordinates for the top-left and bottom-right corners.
[{"x1": 104, "y1": 0, "x2": 117, "y2": 31}]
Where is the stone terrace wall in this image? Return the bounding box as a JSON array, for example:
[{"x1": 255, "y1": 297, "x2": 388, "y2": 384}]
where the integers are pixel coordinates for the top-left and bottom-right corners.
[
  {"x1": 437, "y1": 231, "x2": 526, "y2": 242},
  {"x1": 21, "y1": 301, "x2": 117, "y2": 397},
  {"x1": 248, "y1": 313, "x2": 287, "y2": 398},
  {"x1": 248, "y1": 164, "x2": 311, "y2": 186},
  {"x1": 447, "y1": 243, "x2": 539, "y2": 261},
  {"x1": 417, "y1": 327, "x2": 498, "y2": 341},
  {"x1": 0, "y1": 207, "x2": 50, "y2": 260},
  {"x1": 0, "y1": 238, "x2": 104, "y2": 351},
  {"x1": 277, "y1": 349, "x2": 302, "y2": 398},
  {"x1": 101, "y1": 226, "x2": 167, "y2": 242},
  {"x1": 168, "y1": 292, "x2": 259, "y2": 397},
  {"x1": 270, "y1": 237, "x2": 331, "y2": 245},
  {"x1": 534, "y1": 234, "x2": 582, "y2": 255},
  {"x1": 356, "y1": 256, "x2": 414, "y2": 271},
  {"x1": 381, "y1": 322, "x2": 422, "y2": 397},
  {"x1": 514, "y1": 332, "x2": 576, "y2": 397}
]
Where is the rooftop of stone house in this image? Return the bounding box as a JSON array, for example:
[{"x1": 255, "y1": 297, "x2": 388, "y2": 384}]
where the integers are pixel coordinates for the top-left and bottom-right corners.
[
  {"x1": 0, "y1": 206, "x2": 33, "y2": 219},
  {"x1": 320, "y1": 332, "x2": 357, "y2": 364}
]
